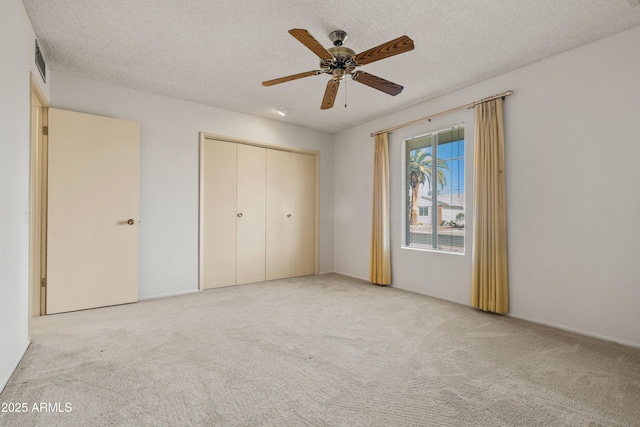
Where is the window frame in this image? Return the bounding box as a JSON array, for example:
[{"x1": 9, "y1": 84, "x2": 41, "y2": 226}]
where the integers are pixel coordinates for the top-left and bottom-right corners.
[{"x1": 401, "y1": 122, "x2": 466, "y2": 255}]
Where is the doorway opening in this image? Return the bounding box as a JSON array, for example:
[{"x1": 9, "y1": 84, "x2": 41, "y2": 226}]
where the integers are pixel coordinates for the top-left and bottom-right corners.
[{"x1": 29, "y1": 73, "x2": 49, "y2": 316}]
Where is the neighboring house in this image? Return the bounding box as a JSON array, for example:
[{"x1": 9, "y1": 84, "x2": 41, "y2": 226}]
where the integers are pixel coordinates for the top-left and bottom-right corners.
[{"x1": 415, "y1": 187, "x2": 464, "y2": 226}]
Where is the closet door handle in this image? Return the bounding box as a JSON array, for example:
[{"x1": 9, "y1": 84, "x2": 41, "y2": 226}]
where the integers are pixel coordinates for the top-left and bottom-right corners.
[{"x1": 237, "y1": 213, "x2": 243, "y2": 218}]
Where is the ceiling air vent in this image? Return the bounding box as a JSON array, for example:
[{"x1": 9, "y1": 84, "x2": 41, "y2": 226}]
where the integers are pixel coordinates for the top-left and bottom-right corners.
[{"x1": 35, "y1": 39, "x2": 46, "y2": 82}]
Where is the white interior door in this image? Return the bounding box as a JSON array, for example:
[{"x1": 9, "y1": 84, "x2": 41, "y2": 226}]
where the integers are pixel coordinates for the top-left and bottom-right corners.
[
  {"x1": 266, "y1": 150, "x2": 315, "y2": 280},
  {"x1": 199, "y1": 136, "x2": 317, "y2": 289},
  {"x1": 290, "y1": 152, "x2": 316, "y2": 277},
  {"x1": 236, "y1": 144, "x2": 266, "y2": 285},
  {"x1": 202, "y1": 139, "x2": 238, "y2": 289},
  {"x1": 47, "y1": 108, "x2": 139, "y2": 314},
  {"x1": 266, "y1": 150, "x2": 293, "y2": 280}
]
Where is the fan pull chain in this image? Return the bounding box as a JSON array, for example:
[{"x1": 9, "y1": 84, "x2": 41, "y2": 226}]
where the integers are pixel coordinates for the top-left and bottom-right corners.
[{"x1": 344, "y1": 76, "x2": 348, "y2": 108}]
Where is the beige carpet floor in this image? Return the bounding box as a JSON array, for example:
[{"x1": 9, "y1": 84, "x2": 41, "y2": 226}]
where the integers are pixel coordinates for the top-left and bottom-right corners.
[{"x1": 1, "y1": 273, "x2": 639, "y2": 426}]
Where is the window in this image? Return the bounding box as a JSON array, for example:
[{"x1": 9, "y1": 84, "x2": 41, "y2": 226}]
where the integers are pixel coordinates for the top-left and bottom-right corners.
[{"x1": 405, "y1": 125, "x2": 465, "y2": 253}]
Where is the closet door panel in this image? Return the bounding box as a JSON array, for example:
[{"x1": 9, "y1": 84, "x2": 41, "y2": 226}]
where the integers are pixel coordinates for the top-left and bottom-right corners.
[
  {"x1": 290, "y1": 152, "x2": 316, "y2": 277},
  {"x1": 266, "y1": 150, "x2": 292, "y2": 280},
  {"x1": 236, "y1": 144, "x2": 266, "y2": 284},
  {"x1": 202, "y1": 140, "x2": 237, "y2": 289}
]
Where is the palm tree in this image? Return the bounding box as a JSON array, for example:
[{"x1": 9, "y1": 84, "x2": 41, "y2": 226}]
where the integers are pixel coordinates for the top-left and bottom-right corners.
[{"x1": 409, "y1": 148, "x2": 448, "y2": 225}]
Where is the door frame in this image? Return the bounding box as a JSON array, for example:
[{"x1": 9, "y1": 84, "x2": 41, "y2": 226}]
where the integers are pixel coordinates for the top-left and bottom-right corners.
[
  {"x1": 198, "y1": 132, "x2": 320, "y2": 291},
  {"x1": 29, "y1": 73, "x2": 49, "y2": 316}
]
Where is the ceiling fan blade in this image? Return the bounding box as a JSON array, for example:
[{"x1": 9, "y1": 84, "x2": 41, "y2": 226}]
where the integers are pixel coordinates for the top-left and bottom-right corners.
[
  {"x1": 289, "y1": 29, "x2": 334, "y2": 61},
  {"x1": 262, "y1": 70, "x2": 322, "y2": 86},
  {"x1": 352, "y1": 71, "x2": 404, "y2": 96},
  {"x1": 321, "y1": 79, "x2": 340, "y2": 110},
  {"x1": 354, "y1": 35, "x2": 414, "y2": 66}
]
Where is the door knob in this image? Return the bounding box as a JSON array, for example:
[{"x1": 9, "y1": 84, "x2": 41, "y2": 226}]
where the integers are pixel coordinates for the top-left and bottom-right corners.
[
  {"x1": 287, "y1": 214, "x2": 292, "y2": 218},
  {"x1": 237, "y1": 213, "x2": 243, "y2": 218},
  {"x1": 127, "y1": 219, "x2": 135, "y2": 225}
]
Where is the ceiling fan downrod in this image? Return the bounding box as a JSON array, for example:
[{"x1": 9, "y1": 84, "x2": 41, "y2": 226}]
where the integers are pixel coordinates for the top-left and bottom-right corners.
[{"x1": 328, "y1": 30, "x2": 348, "y2": 46}]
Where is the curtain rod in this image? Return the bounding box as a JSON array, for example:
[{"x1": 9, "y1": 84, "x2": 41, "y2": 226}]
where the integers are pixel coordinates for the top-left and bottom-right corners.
[{"x1": 370, "y1": 90, "x2": 513, "y2": 138}]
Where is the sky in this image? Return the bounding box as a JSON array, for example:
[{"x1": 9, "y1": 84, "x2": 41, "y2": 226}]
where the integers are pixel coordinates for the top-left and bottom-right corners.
[{"x1": 414, "y1": 138, "x2": 465, "y2": 195}]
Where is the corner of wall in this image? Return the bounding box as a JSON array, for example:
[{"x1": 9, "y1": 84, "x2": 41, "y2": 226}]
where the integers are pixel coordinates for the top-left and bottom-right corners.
[{"x1": 0, "y1": 341, "x2": 30, "y2": 393}]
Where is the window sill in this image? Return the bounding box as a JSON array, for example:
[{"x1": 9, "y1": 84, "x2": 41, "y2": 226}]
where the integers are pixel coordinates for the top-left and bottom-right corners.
[{"x1": 400, "y1": 245, "x2": 465, "y2": 256}]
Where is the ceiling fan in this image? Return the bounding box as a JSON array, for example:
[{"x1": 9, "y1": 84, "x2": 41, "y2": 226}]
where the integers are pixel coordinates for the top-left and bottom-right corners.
[{"x1": 262, "y1": 29, "x2": 415, "y2": 110}]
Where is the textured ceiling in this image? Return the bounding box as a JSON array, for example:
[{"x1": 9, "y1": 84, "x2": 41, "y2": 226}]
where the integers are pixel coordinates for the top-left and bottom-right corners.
[{"x1": 22, "y1": 0, "x2": 640, "y2": 133}]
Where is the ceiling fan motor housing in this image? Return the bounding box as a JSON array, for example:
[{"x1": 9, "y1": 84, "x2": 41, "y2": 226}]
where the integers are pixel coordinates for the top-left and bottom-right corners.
[
  {"x1": 325, "y1": 31, "x2": 356, "y2": 80},
  {"x1": 324, "y1": 46, "x2": 356, "y2": 80},
  {"x1": 328, "y1": 46, "x2": 356, "y2": 60}
]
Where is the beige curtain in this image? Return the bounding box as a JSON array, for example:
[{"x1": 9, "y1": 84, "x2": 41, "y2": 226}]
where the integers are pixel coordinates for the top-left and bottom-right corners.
[
  {"x1": 471, "y1": 99, "x2": 509, "y2": 313},
  {"x1": 370, "y1": 132, "x2": 391, "y2": 285}
]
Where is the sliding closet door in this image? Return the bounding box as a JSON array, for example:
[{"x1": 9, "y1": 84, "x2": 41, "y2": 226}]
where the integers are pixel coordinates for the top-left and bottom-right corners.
[
  {"x1": 290, "y1": 152, "x2": 316, "y2": 277},
  {"x1": 202, "y1": 140, "x2": 237, "y2": 289},
  {"x1": 266, "y1": 150, "x2": 293, "y2": 280},
  {"x1": 236, "y1": 144, "x2": 266, "y2": 284}
]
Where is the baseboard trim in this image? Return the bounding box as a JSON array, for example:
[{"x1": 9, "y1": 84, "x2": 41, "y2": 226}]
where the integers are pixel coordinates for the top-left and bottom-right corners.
[
  {"x1": 508, "y1": 313, "x2": 640, "y2": 350},
  {"x1": 391, "y1": 284, "x2": 468, "y2": 306},
  {"x1": 381, "y1": 282, "x2": 640, "y2": 350},
  {"x1": 0, "y1": 340, "x2": 30, "y2": 394},
  {"x1": 332, "y1": 270, "x2": 370, "y2": 282},
  {"x1": 139, "y1": 289, "x2": 199, "y2": 301}
]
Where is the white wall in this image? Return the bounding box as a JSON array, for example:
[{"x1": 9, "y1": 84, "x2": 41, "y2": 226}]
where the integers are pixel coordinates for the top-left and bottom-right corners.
[
  {"x1": 50, "y1": 72, "x2": 335, "y2": 299},
  {"x1": 0, "y1": 0, "x2": 50, "y2": 391},
  {"x1": 335, "y1": 26, "x2": 640, "y2": 348}
]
